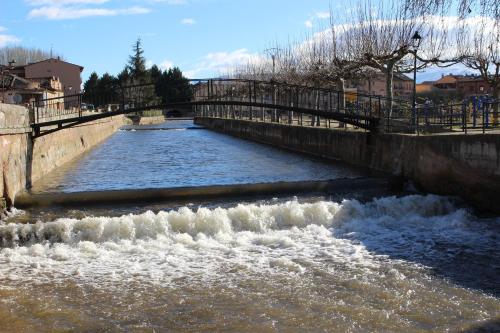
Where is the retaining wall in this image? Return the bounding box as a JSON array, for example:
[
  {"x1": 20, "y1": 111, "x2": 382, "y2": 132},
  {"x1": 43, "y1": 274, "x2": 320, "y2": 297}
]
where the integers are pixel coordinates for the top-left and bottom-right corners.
[
  {"x1": 126, "y1": 115, "x2": 166, "y2": 125},
  {"x1": 1, "y1": 103, "x2": 127, "y2": 208},
  {"x1": 195, "y1": 117, "x2": 500, "y2": 213}
]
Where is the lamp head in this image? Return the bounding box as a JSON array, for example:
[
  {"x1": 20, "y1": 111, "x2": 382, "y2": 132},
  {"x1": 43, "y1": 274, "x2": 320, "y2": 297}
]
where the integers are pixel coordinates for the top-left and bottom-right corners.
[{"x1": 412, "y1": 31, "x2": 422, "y2": 49}]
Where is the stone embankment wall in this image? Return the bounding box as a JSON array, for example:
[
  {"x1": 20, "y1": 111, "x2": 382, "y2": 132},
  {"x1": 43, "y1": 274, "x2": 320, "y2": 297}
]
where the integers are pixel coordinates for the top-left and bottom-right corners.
[
  {"x1": 195, "y1": 117, "x2": 500, "y2": 213},
  {"x1": 136, "y1": 116, "x2": 166, "y2": 125},
  {"x1": 1, "y1": 103, "x2": 127, "y2": 209}
]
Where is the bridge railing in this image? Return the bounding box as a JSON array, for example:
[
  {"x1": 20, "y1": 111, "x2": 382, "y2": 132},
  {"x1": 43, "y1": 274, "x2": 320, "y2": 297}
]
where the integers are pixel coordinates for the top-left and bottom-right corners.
[
  {"x1": 31, "y1": 83, "x2": 161, "y2": 124},
  {"x1": 31, "y1": 77, "x2": 496, "y2": 135},
  {"x1": 191, "y1": 78, "x2": 401, "y2": 130}
]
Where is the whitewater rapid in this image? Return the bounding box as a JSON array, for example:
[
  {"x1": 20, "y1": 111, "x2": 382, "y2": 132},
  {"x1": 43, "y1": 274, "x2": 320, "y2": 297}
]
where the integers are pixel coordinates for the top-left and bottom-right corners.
[{"x1": 0, "y1": 194, "x2": 496, "y2": 289}]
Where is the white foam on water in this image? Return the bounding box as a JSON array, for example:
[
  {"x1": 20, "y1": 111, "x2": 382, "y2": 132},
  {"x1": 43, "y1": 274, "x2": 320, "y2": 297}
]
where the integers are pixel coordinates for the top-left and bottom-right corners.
[{"x1": 0, "y1": 195, "x2": 496, "y2": 287}]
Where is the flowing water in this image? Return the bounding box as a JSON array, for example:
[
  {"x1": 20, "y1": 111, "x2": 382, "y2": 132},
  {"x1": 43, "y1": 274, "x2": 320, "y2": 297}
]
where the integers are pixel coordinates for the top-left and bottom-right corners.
[
  {"x1": 30, "y1": 120, "x2": 361, "y2": 193},
  {"x1": 1, "y1": 120, "x2": 499, "y2": 332}
]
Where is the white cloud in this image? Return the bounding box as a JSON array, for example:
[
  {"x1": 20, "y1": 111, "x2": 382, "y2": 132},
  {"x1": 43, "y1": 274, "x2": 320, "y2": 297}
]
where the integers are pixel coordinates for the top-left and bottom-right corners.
[
  {"x1": 159, "y1": 59, "x2": 174, "y2": 70},
  {"x1": 0, "y1": 35, "x2": 21, "y2": 47},
  {"x1": 0, "y1": 27, "x2": 20, "y2": 47},
  {"x1": 181, "y1": 18, "x2": 195, "y2": 25},
  {"x1": 316, "y1": 11, "x2": 330, "y2": 19},
  {"x1": 185, "y1": 48, "x2": 262, "y2": 78},
  {"x1": 304, "y1": 20, "x2": 313, "y2": 28},
  {"x1": 145, "y1": 59, "x2": 173, "y2": 71},
  {"x1": 28, "y1": 6, "x2": 150, "y2": 20},
  {"x1": 150, "y1": 0, "x2": 186, "y2": 4},
  {"x1": 27, "y1": 0, "x2": 110, "y2": 5}
]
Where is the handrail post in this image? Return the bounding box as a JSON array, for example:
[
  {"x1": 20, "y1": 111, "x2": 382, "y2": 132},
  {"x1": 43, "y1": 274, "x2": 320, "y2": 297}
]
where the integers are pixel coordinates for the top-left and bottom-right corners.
[
  {"x1": 483, "y1": 103, "x2": 486, "y2": 134},
  {"x1": 462, "y1": 102, "x2": 467, "y2": 134}
]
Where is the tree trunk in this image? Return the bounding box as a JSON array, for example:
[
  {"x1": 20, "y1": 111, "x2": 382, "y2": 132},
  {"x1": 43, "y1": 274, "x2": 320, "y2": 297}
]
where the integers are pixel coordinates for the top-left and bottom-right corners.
[
  {"x1": 493, "y1": 85, "x2": 500, "y2": 126},
  {"x1": 337, "y1": 78, "x2": 346, "y2": 128},
  {"x1": 385, "y1": 65, "x2": 394, "y2": 118}
]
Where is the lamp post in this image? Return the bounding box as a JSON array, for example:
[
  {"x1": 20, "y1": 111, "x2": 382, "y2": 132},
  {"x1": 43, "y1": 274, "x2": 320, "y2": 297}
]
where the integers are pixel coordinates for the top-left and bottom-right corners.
[
  {"x1": 264, "y1": 48, "x2": 281, "y2": 122},
  {"x1": 411, "y1": 31, "x2": 422, "y2": 132},
  {"x1": 264, "y1": 48, "x2": 281, "y2": 80}
]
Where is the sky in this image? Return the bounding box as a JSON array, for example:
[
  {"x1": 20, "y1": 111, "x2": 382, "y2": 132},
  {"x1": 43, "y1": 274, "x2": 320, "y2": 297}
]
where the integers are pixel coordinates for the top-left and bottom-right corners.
[{"x1": 1, "y1": 0, "x2": 475, "y2": 83}]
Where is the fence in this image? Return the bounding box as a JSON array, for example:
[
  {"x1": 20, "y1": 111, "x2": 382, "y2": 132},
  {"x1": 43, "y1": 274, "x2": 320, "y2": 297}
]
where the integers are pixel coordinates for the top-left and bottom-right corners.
[{"x1": 412, "y1": 101, "x2": 499, "y2": 134}]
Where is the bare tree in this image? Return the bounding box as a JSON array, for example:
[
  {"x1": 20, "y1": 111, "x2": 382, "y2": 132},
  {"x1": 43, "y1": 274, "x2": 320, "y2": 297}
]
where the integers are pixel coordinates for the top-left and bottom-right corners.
[
  {"x1": 332, "y1": 0, "x2": 458, "y2": 113},
  {"x1": 0, "y1": 46, "x2": 62, "y2": 66},
  {"x1": 457, "y1": 2, "x2": 500, "y2": 121},
  {"x1": 458, "y1": 4, "x2": 499, "y2": 96}
]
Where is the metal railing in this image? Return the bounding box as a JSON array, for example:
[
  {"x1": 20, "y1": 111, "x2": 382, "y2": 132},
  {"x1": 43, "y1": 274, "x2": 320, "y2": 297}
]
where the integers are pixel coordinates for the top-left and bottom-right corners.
[
  {"x1": 413, "y1": 101, "x2": 499, "y2": 134},
  {"x1": 191, "y1": 78, "x2": 394, "y2": 130},
  {"x1": 31, "y1": 83, "x2": 158, "y2": 124},
  {"x1": 29, "y1": 77, "x2": 497, "y2": 136}
]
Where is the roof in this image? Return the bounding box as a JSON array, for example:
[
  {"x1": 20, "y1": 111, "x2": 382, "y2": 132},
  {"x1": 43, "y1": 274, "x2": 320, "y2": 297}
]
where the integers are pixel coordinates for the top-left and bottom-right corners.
[
  {"x1": 394, "y1": 73, "x2": 412, "y2": 81},
  {"x1": 435, "y1": 75, "x2": 458, "y2": 85},
  {"x1": 455, "y1": 75, "x2": 484, "y2": 82},
  {"x1": 24, "y1": 58, "x2": 84, "y2": 72}
]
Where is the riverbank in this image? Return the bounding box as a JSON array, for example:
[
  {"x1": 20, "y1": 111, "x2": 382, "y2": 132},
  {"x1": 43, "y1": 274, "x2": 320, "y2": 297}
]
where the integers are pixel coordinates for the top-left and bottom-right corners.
[
  {"x1": 195, "y1": 117, "x2": 500, "y2": 214},
  {"x1": 1, "y1": 103, "x2": 129, "y2": 211}
]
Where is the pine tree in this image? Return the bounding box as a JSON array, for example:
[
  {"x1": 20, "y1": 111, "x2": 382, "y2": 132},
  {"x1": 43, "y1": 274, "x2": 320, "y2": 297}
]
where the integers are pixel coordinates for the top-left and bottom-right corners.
[
  {"x1": 155, "y1": 67, "x2": 192, "y2": 103},
  {"x1": 83, "y1": 72, "x2": 100, "y2": 105},
  {"x1": 150, "y1": 64, "x2": 162, "y2": 84},
  {"x1": 117, "y1": 68, "x2": 130, "y2": 86},
  {"x1": 127, "y1": 38, "x2": 149, "y2": 84}
]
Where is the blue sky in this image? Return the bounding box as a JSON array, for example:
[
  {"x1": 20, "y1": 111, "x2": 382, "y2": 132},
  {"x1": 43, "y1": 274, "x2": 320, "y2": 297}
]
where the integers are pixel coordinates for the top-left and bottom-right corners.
[{"x1": 1, "y1": 0, "x2": 474, "y2": 82}]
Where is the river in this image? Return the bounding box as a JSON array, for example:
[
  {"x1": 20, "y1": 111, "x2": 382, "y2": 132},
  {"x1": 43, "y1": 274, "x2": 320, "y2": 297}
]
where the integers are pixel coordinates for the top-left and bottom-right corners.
[{"x1": 0, "y1": 120, "x2": 499, "y2": 332}]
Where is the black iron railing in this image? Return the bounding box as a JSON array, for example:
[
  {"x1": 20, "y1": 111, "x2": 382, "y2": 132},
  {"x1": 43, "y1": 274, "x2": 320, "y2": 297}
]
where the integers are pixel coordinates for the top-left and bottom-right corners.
[
  {"x1": 414, "y1": 101, "x2": 499, "y2": 134},
  {"x1": 29, "y1": 78, "x2": 497, "y2": 136}
]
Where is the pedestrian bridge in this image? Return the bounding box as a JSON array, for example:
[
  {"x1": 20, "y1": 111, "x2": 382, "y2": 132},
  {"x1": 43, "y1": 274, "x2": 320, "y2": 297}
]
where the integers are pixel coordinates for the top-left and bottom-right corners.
[
  {"x1": 30, "y1": 78, "x2": 389, "y2": 138},
  {"x1": 30, "y1": 78, "x2": 498, "y2": 138}
]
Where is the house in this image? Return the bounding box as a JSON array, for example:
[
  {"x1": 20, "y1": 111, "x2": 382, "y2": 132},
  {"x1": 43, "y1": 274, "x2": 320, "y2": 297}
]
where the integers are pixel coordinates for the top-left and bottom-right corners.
[
  {"x1": 0, "y1": 73, "x2": 64, "y2": 108},
  {"x1": 351, "y1": 72, "x2": 413, "y2": 100},
  {"x1": 416, "y1": 81, "x2": 434, "y2": 94},
  {"x1": 419, "y1": 74, "x2": 492, "y2": 98},
  {"x1": 23, "y1": 58, "x2": 84, "y2": 95},
  {"x1": 2, "y1": 58, "x2": 84, "y2": 95}
]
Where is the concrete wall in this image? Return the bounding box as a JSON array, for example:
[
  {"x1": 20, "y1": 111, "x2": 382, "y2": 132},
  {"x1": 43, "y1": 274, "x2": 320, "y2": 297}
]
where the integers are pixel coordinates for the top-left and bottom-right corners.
[
  {"x1": 1, "y1": 103, "x2": 126, "y2": 208},
  {"x1": 30, "y1": 116, "x2": 126, "y2": 184},
  {"x1": 129, "y1": 115, "x2": 166, "y2": 125},
  {"x1": 0, "y1": 103, "x2": 31, "y2": 208},
  {"x1": 195, "y1": 117, "x2": 500, "y2": 213}
]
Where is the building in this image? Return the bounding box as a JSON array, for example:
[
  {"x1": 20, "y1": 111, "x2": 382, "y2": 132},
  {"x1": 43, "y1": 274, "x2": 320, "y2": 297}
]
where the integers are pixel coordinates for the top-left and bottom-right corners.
[
  {"x1": 416, "y1": 81, "x2": 435, "y2": 94},
  {"x1": 351, "y1": 72, "x2": 413, "y2": 100},
  {"x1": 23, "y1": 58, "x2": 84, "y2": 95},
  {"x1": 0, "y1": 73, "x2": 64, "y2": 108},
  {"x1": 417, "y1": 74, "x2": 492, "y2": 98},
  {"x1": 1, "y1": 57, "x2": 84, "y2": 95}
]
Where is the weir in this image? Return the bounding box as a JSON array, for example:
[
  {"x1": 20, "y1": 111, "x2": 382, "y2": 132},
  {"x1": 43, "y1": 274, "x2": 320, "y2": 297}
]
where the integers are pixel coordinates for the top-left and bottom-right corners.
[
  {"x1": 14, "y1": 178, "x2": 391, "y2": 208},
  {"x1": 2, "y1": 77, "x2": 499, "y2": 213}
]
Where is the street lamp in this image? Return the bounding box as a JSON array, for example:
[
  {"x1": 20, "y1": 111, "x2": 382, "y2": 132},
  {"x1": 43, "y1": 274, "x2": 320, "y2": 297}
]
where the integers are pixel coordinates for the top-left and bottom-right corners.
[
  {"x1": 264, "y1": 48, "x2": 281, "y2": 122},
  {"x1": 411, "y1": 31, "x2": 422, "y2": 131},
  {"x1": 264, "y1": 48, "x2": 281, "y2": 81}
]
